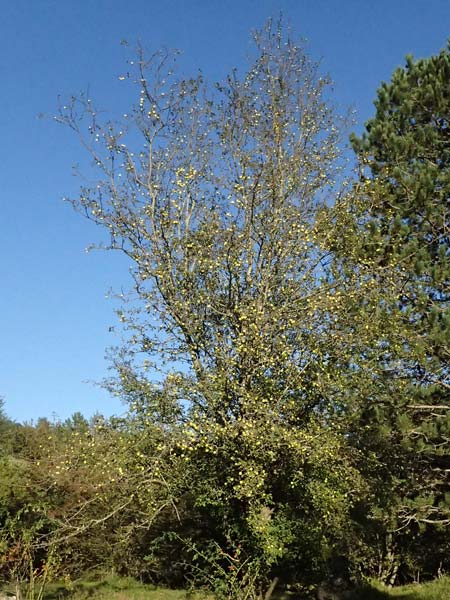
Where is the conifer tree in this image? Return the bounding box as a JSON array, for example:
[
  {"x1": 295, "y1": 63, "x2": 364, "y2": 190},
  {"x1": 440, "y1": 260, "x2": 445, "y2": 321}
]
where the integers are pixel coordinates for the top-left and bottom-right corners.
[{"x1": 349, "y1": 44, "x2": 450, "y2": 577}]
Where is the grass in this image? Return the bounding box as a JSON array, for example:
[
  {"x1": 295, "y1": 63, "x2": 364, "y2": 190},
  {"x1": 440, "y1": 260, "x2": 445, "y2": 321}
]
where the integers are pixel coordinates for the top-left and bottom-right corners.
[
  {"x1": 347, "y1": 577, "x2": 450, "y2": 600},
  {"x1": 3, "y1": 575, "x2": 450, "y2": 600},
  {"x1": 2, "y1": 576, "x2": 212, "y2": 600}
]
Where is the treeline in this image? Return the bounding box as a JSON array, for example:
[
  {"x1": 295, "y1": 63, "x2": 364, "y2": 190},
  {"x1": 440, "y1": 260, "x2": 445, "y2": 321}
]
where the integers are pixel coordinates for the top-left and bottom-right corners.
[{"x1": 1, "y1": 21, "x2": 449, "y2": 600}]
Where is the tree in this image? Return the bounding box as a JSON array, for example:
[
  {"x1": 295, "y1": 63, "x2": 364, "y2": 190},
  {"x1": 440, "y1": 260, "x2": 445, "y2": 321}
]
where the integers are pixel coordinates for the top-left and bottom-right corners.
[
  {"x1": 351, "y1": 45, "x2": 450, "y2": 394},
  {"x1": 347, "y1": 44, "x2": 450, "y2": 581},
  {"x1": 59, "y1": 21, "x2": 363, "y2": 597},
  {"x1": 0, "y1": 399, "x2": 14, "y2": 455}
]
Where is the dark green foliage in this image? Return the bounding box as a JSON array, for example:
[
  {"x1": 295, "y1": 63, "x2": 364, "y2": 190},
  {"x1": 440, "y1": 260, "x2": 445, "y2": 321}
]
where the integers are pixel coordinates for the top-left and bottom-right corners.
[
  {"x1": 348, "y1": 44, "x2": 450, "y2": 582},
  {"x1": 351, "y1": 43, "x2": 449, "y2": 314}
]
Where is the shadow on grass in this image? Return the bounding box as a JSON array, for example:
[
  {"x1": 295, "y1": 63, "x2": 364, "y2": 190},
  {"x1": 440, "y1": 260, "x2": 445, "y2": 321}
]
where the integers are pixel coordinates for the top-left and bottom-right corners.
[
  {"x1": 348, "y1": 582, "x2": 440, "y2": 600},
  {"x1": 42, "y1": 577, "x2": 171, "y2": 600},
  {"x1": 272, "y1": 583, "x2": 393, "y2": 600},
  {"x1": 43, "y1": 580, "x2": 114, "y2": 599}
]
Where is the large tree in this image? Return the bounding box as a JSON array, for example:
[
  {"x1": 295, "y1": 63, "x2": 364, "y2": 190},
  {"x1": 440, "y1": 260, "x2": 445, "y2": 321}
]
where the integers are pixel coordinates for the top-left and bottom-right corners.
[
  {"x1": 347, "y1": 44, "x2": 450, "y2": 582},
  {"x1": 59, "y1": 22, "x2": 364, "y2": 597}
]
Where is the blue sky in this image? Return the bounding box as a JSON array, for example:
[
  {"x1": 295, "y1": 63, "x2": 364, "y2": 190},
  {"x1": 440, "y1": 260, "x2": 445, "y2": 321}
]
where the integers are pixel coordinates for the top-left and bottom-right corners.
[{"x1": 1, "y1": 0, "x2": 449, "y2": 423}]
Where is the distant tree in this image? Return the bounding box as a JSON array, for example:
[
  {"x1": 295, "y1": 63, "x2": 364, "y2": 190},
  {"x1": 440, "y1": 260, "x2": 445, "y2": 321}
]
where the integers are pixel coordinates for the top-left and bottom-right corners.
[
  {"x1": 0, "y1": 399, "x2": 13, "y2": 455},
  {"x1": 0, "y1": 398, "x2": 11, "y2": 429},
  {"x1": 62, "y1": 411, "x2": 89, "y2": 433}
]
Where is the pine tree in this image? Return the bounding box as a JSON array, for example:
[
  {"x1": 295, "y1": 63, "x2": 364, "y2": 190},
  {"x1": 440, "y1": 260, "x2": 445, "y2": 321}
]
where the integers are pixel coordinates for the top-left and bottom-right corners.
[{"x1": 349, "y1": 44, "x2": 450, "y2": 578}]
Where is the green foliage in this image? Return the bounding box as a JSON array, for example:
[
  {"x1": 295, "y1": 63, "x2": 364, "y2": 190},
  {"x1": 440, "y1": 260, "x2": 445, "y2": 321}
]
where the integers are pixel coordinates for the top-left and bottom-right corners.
[
  {"x1": 342, "y1": 43, "x2": 450, "y2": 583},
  {"x1": 5, "y1": 20, "x2": 450, "y2": 599},
  {"x1": 0, "y1": 423, "x2": 61, "y2": 599},
  {"x1": 55, "y1": 19, "x2": 362, "y2": 595}
]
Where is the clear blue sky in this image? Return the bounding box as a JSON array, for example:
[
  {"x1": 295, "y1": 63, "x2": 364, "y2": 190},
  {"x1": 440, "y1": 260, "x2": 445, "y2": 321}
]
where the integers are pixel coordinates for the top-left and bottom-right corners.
[{"x1": 1, "y1": 0, "x2": 449, "y2": 423}]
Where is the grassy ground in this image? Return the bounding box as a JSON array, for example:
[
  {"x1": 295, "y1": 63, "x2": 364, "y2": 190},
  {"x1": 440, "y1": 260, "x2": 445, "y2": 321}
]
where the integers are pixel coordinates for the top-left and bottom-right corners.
[
  {"x1": 2, "y1": 577, "x2": 210, "y2": 600},
  {"x1": 348, "y1": 577, "x2": 450, "y2": 600},
  {"x1": 3, "y1": 575, "x2": 450, "y2": 600}
]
